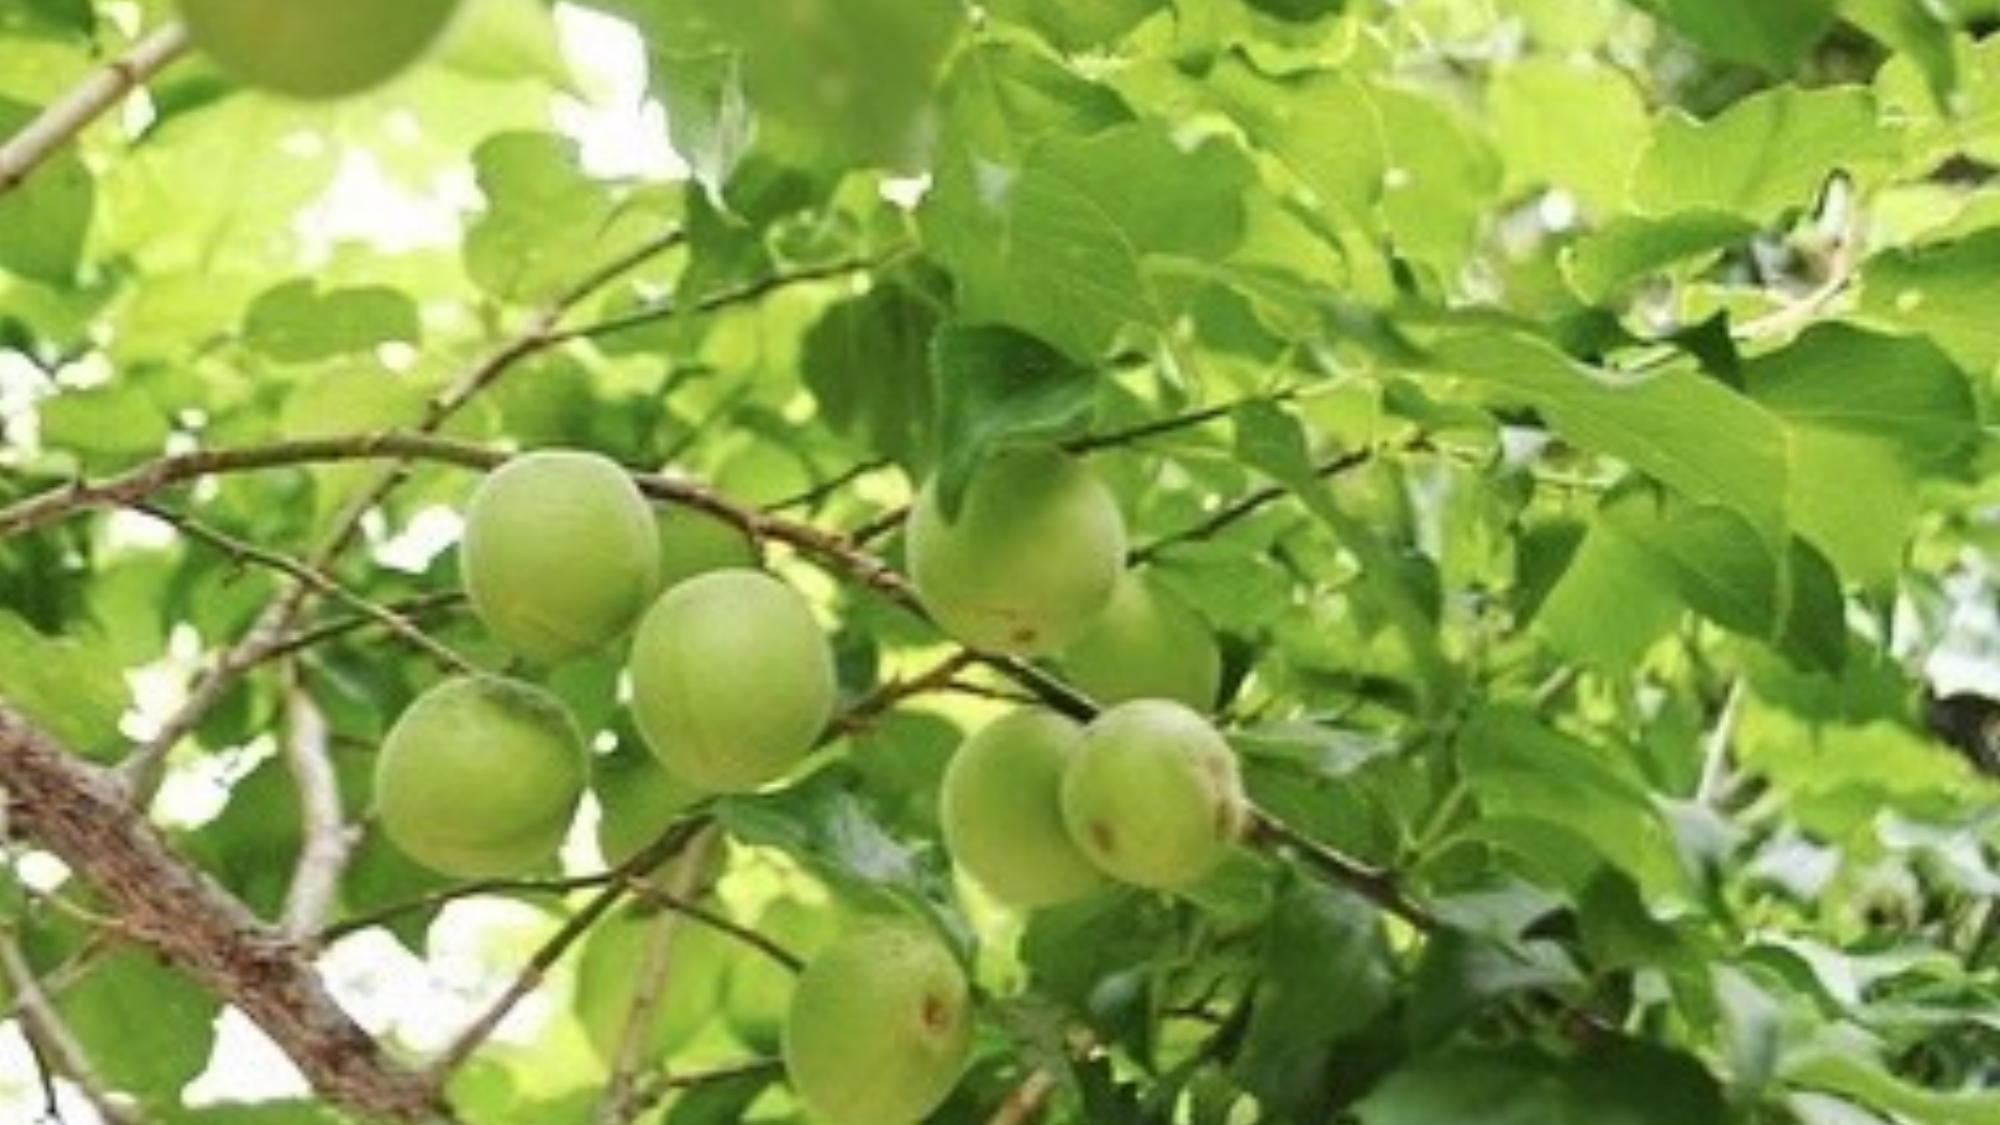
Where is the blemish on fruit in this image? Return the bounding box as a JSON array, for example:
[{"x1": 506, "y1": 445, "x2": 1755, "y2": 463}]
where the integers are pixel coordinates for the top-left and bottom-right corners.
[
  {"x1": 1089, "y1": 820, "x2": 1117, "y2": 854},
  {"x1": 921, "y1": 992, "x2": 951, "y2": 1034}
]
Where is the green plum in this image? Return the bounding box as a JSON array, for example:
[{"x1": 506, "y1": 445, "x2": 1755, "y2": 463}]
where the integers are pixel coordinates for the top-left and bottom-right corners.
[
  {"x1": 907, "y1": 447, "x2": 1126, "y2": 655},
  {"x1": 375, "y1": 676, "x2": 586, "y2": 879},
  {"x1": 1061, "y1": 570, "x2": 1222, "y2": 712},
  {"x1": 460, "y1": 450, "x2": 660, "y2": 666},
  {"x1": 784, "y1": 923, "x2": 972, "y2": 1125},
  {"x1": 627, "y1": 569, "x2": 836, "y2": 793},
  {"x1": 175, "y1": 0, "x2": 462, "y2": 99},
  {"x1": 1061, "y1": 700, "x2": 1246, "y2": 890},
  {"x1": 940, "y1": 709, "x2": 1106, "y2": 909}
]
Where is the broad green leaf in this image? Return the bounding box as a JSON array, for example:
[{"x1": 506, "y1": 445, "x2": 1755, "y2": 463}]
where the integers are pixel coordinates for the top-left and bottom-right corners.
[
  {"x1": 1859, "y1": 227, "x2": 2000, "y2": 372},
  {"x1": 1490, "y1": 58, "x2": 1649, "y2": 217},
  {"x1": 930, "y1": 324, "x2": 1097, "y2": 514},
  {"x1": 0, "y1": 610, "x2": 126, "y2": 760},
  {"x1": 463, "y1": 131, "x2": 677, "y2": 303},
  {"x1": 802, "y1": 281, "x2": 943, "y2": 475},
  {"x1": 986, "y1": 0, "x2": 1165, "y2": 50},
  {"x1": 923, "y1": 122, "x2": 1253, "y2": 359},
  {"x1": 1373, "y1": 85, "x2": 1503, "y2": 276},
  {"x1": 1843, "y1": 0, "x2": 1958, "y2": 106},
  {"x1": 1356, "y1": 1038, "x2": 1726, "y2": 1124},
  {"x1": 1626, "y1": 0, "x2": 1839, "y2": 72},
  {"x1": 1632, "y1": 87, "x2": 1898, "y2": 223},
  {"x1": 435, "y1": 0, "x2": 574, "y2": 90},
  {"x1": 39, "y1": 383, "x2": 171, "y2": 461},
  {"x1": 1534, "y1": 518, "x2": 1682, "y2": 666},
  {"x1": 0, "y1": 96, "x2": 92, "y2": 284},
  {"x1": 243, "y1": 279, "x2": 422, "y2": 362},
  {"x1": 699, "y1": 0, "x2": 965, "y2": 168},
  {"x1": 1565, "y1": 211, "x2": 1757, "y2": 303},
  {"x1": 1784, "y1": 1043, "x2": 2000, "y2": 1125},
  {"x1": 1458, "y1": 705, "x2": 1688, "y2": 899},
  {"x1": 1428, "y1": 331, "x2": 1790, "y2": 543},
  {"x1": 57, "y1": 948, "x2": 220, "y2": 1103},
  {"x1": 1232, "y1": 880, "x2": 1396, "y2": 1119}
]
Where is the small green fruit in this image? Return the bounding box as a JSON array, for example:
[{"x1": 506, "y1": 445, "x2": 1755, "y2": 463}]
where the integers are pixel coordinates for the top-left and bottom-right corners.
[
  {"x1": 461, "y1": 450, "x2": 660, "y2": 666},
  {"x1": 1062, "y1": 570, "x2": 1222, "y2": 712},
  {"x1": 175, "y1": 0, "x2": 461, "y2": 99},
  {"x1": 1062, "y1": 700, "x2": 1246, "y2": 890},
  {"x1": 657, "y1": 507, "x2": 759, "y2": 589},
  {"x1": 575, "y1": 904, "x2": 734, "y2": 1065},
  {"x1": 940, "y1": 709, "x2": 1105, "y2": 909},
  {"x1": 723, "y1": 898, "x2": 834, "y2": 1051},
  {"x1": 784, "y1": 924, "x2": 972, "y2": 1125},
  {"x1": 908, "y1": 447, "x2": 1126, "y2": 655},
  {"x1": 375, "y1": 676, "x2": 586, "y2": 879},
  {"x1": 627, "y1": 569, "x2": 836, "y2": 793}
]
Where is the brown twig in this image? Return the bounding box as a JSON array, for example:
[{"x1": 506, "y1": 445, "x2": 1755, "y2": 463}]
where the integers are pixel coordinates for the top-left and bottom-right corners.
[
  {"x1": 599, "y1": 830, "x2": 720, "y2": 1125},
  {"x1": 1131, "y1": 449, "x2": 1374, "y2": 564},
  {"x1": 0, "y1": 22, "x2": 191, "y2": 196},
  {"x1": 277, "y1": 678, "x2": 353, "y2": 938},
  {"x1": 625, "y1": 1058, "x2": 784, "y2": 1120},
  {"x1": 0, "y1": 932, "x2": 141, "y2": 1125},
  {"x1": 1247, "y1": 810, "x2": 1438, "y2": 932}
]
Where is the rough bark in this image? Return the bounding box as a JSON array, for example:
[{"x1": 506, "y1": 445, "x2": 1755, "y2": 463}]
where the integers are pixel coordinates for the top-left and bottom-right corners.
[{"x1": 0, "y1": 703, "x2": 451, "y2": 1124}]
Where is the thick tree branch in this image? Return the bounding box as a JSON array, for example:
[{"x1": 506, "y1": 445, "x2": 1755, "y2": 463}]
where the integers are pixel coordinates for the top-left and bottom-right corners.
[
  {"x1": 0, "y1": 704, "x2": 451, "y2": 1123},
  {"x1": 0, "y1": 22, "x2": 190, "y2": 197}
]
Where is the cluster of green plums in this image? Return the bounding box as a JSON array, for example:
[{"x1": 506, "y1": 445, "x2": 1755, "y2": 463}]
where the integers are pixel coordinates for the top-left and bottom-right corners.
[
  {"x1": 370, "y1": 444, "x2": 1239, "y2": 1123},
  {"x1": 173, "y1": 0, "x2": 463, "y2": 100}
]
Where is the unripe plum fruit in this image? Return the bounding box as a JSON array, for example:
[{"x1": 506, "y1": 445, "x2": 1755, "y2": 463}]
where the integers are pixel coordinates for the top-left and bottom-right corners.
[
  {"x1": 575, "y1": 903, "x2": 734, "y2": 1065},
  {"x1": 460, "y1": 450, "x2": 660, "y2": 666},
  {"x1": 374, "y1": 676, "x2": 586, "y2": 879},
  {"x1": 175, "y1": 0, "x2": 462, "y2": 100},
  {"x1": 940, "y1": 709, "x2": 1106, "y2": 909},
  {"x1": 1061, "y1": 570, "x2": 1222, "y2": 712},
  {"x1": 907, "y1": 447, "x2": 1126, "y2": 655},
  {"x1": 783, "y1": 923, "x2": 972, "y2": 1125},
  {"x1": 627, "y1": 569, "x2": 836, "y2": 793},
  {"x1": 1062, "y1": 700, "x2": 1247, "y2": 890}
]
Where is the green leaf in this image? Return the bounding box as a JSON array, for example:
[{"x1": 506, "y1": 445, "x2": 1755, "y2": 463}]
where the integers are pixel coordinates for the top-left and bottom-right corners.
[
  {"x1": 1409, "y1": 933, "x2": 1586, "y2": 1046},
  {"x1": 0, "y1": 96, "x2": 92, "y2": 285},
  {"x1": 1565, "y1": 211, "x2": 1758, "y2": 303},
  {"x1": 986, "y1": 0, "x2": 1164, "y2": 50},
  {"x1": 1625, "y1": 0, "x2": 1839, "y2": 72},
  {"x1": 1428, "y1": 331, "x2": 1790, "y2": 544},
  {"x1": 1842, "y1": 0, "x2": 1959, "y2": 106},
  {"x1": 923, "y1": 122, "x2": 1253, "y2": 359},
  {"x1": 1490, "y1": 58, "x2": 1649, "y2": 217},
  {"x1": 1232, "y1": 880, "x2": 1396, "y2": 1119},
  {"x1": 0, "y1": 610, "x2": 127, "y2": 760},
  {"x1": 1356, "y1": 1038, "x2": 1726, "y2": 1124},
  {"x1": 1458, "y1": 705, "x2": 1688, "y2": 899},
  {"x1": 1783, "y1": 1044, "x2": 2000, "y2": 1125},
  {"x1": 39, "y1": 383, "x2": 171, "y2": 461},
  {"x1": 1632, "y1": 87, "x2": 1898, "y2": 223},
  {"x1": 57, "y1": 948, "x2": 220, "y2": 1103},
  {"x1": 1859, "y1": 227, "x2": 2000, "y2": 372},
  {"x1": 242, "y1": 279, "x2": 422, "y2": 362},
  {"x1": 930, "y1": 324, "x2": 1097, "y2": 515},
  {"x1": 699, "y1": 0, "x2": 965, "y2": 168},
  {"x1": 1534, "y1": 518, "x2": 1683, "y2": 666},
  {"x1": 463, "y1": 131, "x2": 676, "y2": 303},
  {"x1": 803, "y1": 281, "x2": 943, "y2": 474}
]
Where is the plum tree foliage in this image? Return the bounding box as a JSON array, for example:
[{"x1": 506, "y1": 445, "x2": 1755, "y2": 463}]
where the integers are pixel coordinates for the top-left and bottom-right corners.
[{"x1": 1, "y1": 0, "x2": 1997, "y2": 1123}]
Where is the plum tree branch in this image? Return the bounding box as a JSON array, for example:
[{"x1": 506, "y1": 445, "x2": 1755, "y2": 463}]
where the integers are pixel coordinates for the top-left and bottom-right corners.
[
  {"x1": 1130, "y1": 448, "x2": 1375, "y2": 564},
  {"x1": 625, "y1": 1058, "x2": 784, "y2": 1120},
  {"x1": 423, "y1": 818, "x2": 711, "y2": 1088},
  {"x1": 132, "y1": 502, "x2": 481, "y2": 677},
  {"x1": 600, "y1": 829, "x2": 720, "y2": 1125},
  {"x1": 278, "y1": 677, "x2": 352, "y2": 939},
  {"x1": 1247, "y1": 810, "x2": 1438, "y2": 932},
  {"x1": 0, "y1": 703, "x2": 452, "y2": 1123},
  {"x1": 0, "y1": 21, "x2": 191, "y2": 198}
]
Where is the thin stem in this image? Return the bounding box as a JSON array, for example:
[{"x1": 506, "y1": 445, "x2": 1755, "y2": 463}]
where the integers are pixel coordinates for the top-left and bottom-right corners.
[
  {"x1": 423, "y1": 818, "x2": 709, "y2": 1087},
  {"x1": 1696, "y1": 678, "x2": 1745, "y2": 808},
  {"x1": 278, "y1": 678, "x2": 352, "y2": 938},
  {"x1": 0, "y1": 932, "x2": 142, "y2": 1125},
  {"x1": 132, "y1": 502, "x2": 480, "y2": 677},
  {"x1": 625, "y1": 1059, "x2": 783, "y2": 1120},
  {"x1": 599, "y1": 830, "x2": 720, "y2": 1125},
  {"x1": 1248, "y1": 809, "x2": 1437, "y2": 932},
  {"x1": 0, "y1": 22, "x2": 191, "y2": 196},
  {"x1": 1131, "y1": 449, "x2": 1374, "y2": 564}
]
